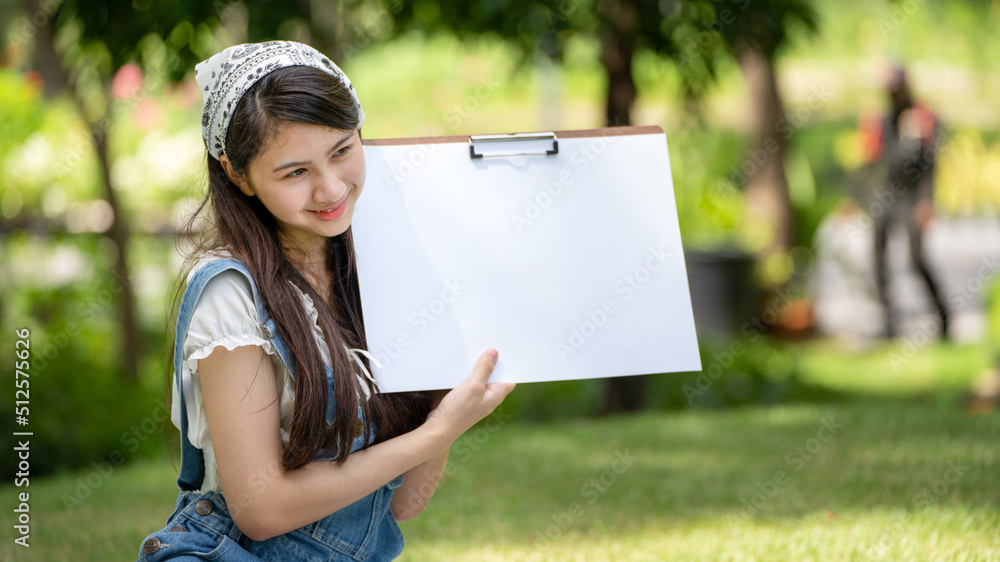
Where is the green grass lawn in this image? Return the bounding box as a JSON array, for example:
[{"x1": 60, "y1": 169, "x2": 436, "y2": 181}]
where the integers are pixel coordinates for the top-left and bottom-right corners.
[
  {"x1": 794, "y1": 339, "x2": 995, "y2": 396},
  {"x1": 3, "y1": 342, "x2": 999, "y2": 561}
]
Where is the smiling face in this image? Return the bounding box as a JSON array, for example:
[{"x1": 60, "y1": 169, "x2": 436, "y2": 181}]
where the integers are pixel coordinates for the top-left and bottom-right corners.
[{"x1": 222, "y1": 122, "x2": 365, "y2": 252}]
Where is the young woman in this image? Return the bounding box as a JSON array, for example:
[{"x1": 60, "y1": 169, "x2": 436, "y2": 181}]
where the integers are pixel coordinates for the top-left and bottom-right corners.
[{"x1": 137, "y1": 40, "x2": 514, "y2": 561}]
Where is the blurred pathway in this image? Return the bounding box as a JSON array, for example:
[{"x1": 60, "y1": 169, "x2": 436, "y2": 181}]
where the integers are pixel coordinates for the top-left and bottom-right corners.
[{"x1": 812, "y1": 209, "x2": 1000, "y2": 343}]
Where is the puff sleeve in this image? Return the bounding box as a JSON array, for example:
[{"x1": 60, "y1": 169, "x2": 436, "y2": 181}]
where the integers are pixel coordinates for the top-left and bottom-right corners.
[
  {"x1": 174, "y1": 268, "x2": 281, "y2": 451},
  {"x1": 182, "y1": 269, "x2": 275, "y2": 373}
]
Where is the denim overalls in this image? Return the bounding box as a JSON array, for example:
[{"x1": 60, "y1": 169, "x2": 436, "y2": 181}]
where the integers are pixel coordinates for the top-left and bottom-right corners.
[{"x1": 137, "y1": 258, "x2": 404, "y2": 561}]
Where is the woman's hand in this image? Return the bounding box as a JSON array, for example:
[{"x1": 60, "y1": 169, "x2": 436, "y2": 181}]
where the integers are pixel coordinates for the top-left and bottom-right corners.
[
  {"x1": 200, "y1": 345, "x2": 510, "y2": 539},
  {"x1": 423, "y1": 349, "x2": 515, "y2": 444}
]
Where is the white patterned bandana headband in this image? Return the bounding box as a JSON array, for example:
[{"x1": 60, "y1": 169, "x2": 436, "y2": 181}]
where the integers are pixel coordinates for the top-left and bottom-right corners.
[{"x1": 195, "y1": 40, "x2": 365, "y2": 161}]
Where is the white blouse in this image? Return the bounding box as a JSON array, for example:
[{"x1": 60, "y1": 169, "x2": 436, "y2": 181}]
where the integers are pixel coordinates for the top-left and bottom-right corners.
[{"x1": 169, "y1": 252, "x2": 378, "y2": 492}]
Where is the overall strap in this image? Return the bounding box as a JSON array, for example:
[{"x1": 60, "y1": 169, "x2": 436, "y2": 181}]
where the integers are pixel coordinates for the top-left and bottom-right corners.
[
  {"x1": 174, "y1": 257, "x2": 368, "y2": 489},
  {"x1": 174, "y1": 258, "x2": 299, "y2": 491}
]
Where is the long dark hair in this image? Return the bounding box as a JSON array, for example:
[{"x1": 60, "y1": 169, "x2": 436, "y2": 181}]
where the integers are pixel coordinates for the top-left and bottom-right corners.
[{"x1": 169, "y1": 65, "x2": 430, "y2": 469}]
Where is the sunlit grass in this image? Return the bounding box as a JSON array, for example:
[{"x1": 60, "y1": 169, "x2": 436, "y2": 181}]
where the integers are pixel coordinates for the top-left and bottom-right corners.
[
  {"x1": 795, "y1": 339, "x2": 993, "y2": 395},
  {"x1": 396, "y1": 399, "x2": 999, "y2": 560},
  {"x1": 3, "y1": 355, "x2": 998, "y2": 561}
]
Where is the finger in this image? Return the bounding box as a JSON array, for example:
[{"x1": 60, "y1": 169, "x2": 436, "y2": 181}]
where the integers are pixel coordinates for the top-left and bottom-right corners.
[{"x1": 467, "y1": 349, "x2": 499, "y2": 387}]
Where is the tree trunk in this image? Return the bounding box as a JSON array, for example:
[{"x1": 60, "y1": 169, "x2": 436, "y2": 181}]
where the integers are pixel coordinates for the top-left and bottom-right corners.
[
  {"x1": 304, "y1": 0, "x2": 342, "y2": 64},
  {"x1": 597, "y1": 0, "x2": 647, "y2": 414},
  {"x1": 736, "y1": 46, "x2": 794, "y2": 259},
  {"x1": 598, "y1": 0, "x2": 638, "y2": 128},
  {"x1": 22, "y1": 0, "x2": 68, "y2": 98},
  {"x1": 34, "y1": 9, "x2": 141, "y2": 381},
  {"x1": 90, "y1": 122, "x2": 141, "y2": 381}
]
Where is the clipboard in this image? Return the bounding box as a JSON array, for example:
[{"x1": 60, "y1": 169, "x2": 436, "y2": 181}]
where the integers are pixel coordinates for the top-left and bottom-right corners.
[{"x1": 354, "y1": 126, "x2": 701, "y2": 392}]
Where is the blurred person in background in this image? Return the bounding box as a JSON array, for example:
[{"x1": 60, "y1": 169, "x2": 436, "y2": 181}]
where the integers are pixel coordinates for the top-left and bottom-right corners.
[{"x1": 858, "y1": 63, "x2": 950, "y2": 340}]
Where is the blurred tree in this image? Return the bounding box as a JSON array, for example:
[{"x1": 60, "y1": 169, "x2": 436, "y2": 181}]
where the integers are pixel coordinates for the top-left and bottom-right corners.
[
  {"x1": 379, "y1": 0, "x2": 817, "y2": 412},
  {"x1": 9, "y1": 0, "x2": 818, "y2": 403},
  {"x1": 375, "y1": 0, "x2": 703, "y2": 125},
  {"x1": 377, "y1": 0, "x2": 707, "y2": 413},
  {"x1": 705, "y1": 0, "x2": 817, "y2": 268},
  {"x1": 11, "y1": 0, "x2": 348, "y2": 379}
]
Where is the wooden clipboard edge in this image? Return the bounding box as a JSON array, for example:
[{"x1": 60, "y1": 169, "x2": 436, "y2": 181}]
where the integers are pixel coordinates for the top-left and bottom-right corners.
[{"x1": 362, "y1": 125, "x2": 664, "y2": 146}]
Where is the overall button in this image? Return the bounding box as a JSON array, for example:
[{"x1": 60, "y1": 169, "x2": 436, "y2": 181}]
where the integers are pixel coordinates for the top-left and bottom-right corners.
[
  {"x1": 169, "y1": 525, "x2": 187, "y2": 532},
  {"x1": 142, "y1": 537, "x2": 162, "y2": 554},
  {"x1": 354, "y1": 420, "x2": 364, "y2": 437},
  {"x1": 195, "y1": 499, "x2": 214, "y2": 516}
]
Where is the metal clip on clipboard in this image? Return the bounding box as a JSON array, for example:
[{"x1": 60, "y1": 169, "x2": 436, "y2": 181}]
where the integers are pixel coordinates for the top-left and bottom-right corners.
[{"x1": 469, "y1": 132, "x2": 559, "y2": 159}]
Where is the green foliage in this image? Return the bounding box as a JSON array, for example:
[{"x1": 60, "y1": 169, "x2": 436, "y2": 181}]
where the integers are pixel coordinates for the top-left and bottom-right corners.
[
  {"x1": 378, "y1": 0, "x2": 596, "y2": 61},
  {"x1": 0, "y1": 67, "x2": 205, "y2": 233},
  {"x1": 0, "y1": 232, "x2": 169, "y2": 477},
  {"x1": 498, "y1": 378, "x2": 604, "y2": 422},
  {"x1": 651, "y1": 335, "x2": 840, "y2": 409},
  {"x1": 936, "y1": 130, "x2": 1000, "y2": 216},
  {"x1": 663, "y1": 119, "x2": 849, "y2": 253},
  {"x1": 0, "y1": 70, "x2": 46, "y2": 159},
  {"x1": 52, "y1": 0, "x2": 246, "y2": 82},
  {"x1": 499, "y1": 335, "x2": 838, "y2": 421},
  {"x1": 496, "y1": 335, "x2": 989, "y2": 423},
  {"x1": 0, "y1": 335, "x2": 167, "y2": 479},
  {"x1": 670, "y1": 126, "x2": 749, "y2": 250},
  {"x1": 795, "y1": 0, "x2": 999, "y2": 73},
  {"x1": 986, "y1": 277, "x2": 1000, "y2": 352},
  {"x1": 788, "y1": 120, "x2": 856, "y2": 248},
  {"x1": 0, "y1": 95, "x2": 102, "y2": 223},
  {"x1": 707, "y1": 0, "x2": 818, "y2": 59},
  {"x1": 0, "y1": 70, "x2": 91, "y2": 223},
  {"x1": 379, "y1": 0, "x2": 727, "y2": 87}
]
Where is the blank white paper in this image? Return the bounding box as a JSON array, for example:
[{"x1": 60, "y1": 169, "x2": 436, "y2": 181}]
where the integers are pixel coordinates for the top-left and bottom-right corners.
[{"x1": 353, "y1": 128, "x2": 702, "y2": 392}]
